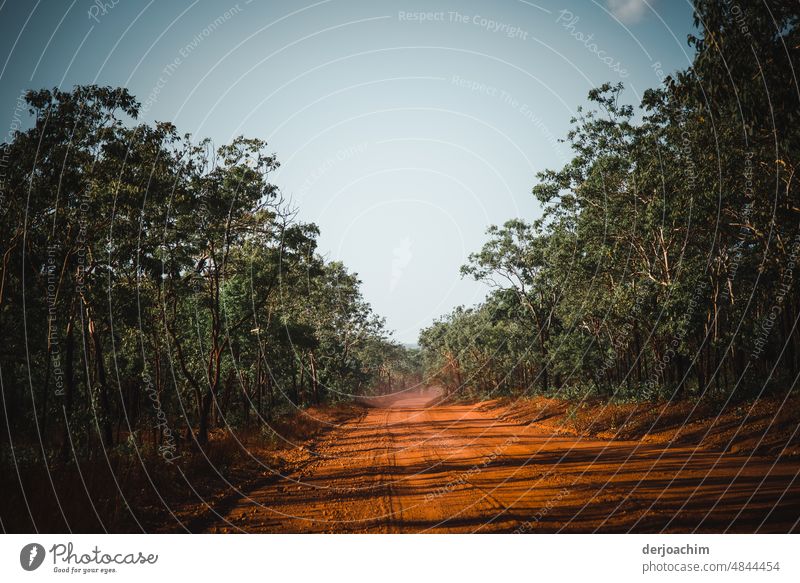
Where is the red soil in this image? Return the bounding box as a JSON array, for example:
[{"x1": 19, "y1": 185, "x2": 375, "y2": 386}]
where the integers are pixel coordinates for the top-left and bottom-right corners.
[{"x1": 194, "y1": 388, "x2": 800, "y2": 533}]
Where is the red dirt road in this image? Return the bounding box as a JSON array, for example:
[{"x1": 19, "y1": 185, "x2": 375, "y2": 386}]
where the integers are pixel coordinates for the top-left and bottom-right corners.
[{"x1": 204, "y1": 389, "x2": 800, "y2": 533}]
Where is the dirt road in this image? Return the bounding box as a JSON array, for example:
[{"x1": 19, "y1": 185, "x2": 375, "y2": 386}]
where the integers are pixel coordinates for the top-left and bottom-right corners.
[{"x1": 203, "y1": 389, "x2": 800, "y2": 533}]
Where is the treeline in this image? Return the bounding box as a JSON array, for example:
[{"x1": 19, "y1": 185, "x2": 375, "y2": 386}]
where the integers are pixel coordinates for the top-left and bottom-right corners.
[
  {"x1": 0, "y1": 86, "x2": 419, "y2": 459},
  {"x1": 421, "y1": 0, "x2": 799, "y2": 401}
]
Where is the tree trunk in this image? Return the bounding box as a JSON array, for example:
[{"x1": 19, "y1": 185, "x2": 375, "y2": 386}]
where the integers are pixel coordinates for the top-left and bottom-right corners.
[
  {"x1": 89, "y1": 316, "x2": 113, "y2": 447},
  {"x1": 198, "y1": 390, "x2": 214, "y2": 445}
]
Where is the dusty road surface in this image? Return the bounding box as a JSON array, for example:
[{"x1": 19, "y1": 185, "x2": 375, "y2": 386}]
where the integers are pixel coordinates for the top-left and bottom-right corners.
[{"x1": 202, "y1": 388, "x2": 800, "y2": 533}]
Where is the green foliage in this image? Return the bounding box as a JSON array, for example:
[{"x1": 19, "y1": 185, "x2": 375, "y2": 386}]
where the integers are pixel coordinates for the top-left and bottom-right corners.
[
  {"x1": 0, "y1": 85, "x2": 418, "y2": 456},
  {"x1": 420, "y1": 0, "x2": 800, "y2": 402}
]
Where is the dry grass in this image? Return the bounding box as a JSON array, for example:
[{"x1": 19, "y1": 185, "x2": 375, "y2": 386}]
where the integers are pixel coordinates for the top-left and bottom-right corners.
[{"x1": 491, "y1": 392, "x2": 800, "y2": 458}]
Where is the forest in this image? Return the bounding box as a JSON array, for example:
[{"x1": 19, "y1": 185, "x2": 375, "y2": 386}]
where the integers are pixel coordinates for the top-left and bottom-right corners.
[
  {"x1": 1, "y1": 0, "x2": 798, "y2": 534},
  {"x1": 420, "y1": 1, "x2": 800, "y2": 403},
  {"x1": 0, "y1": 85, "x2": 420, "y2": 465}
]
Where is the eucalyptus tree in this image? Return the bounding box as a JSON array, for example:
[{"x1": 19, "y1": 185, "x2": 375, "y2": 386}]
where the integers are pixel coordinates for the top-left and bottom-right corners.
[
  {"x1": 420, "y1": 0, "x2": 800, "y2": 401},
  {"x1": 1, "y1": 85, "x2": 414, "y2": 460}
]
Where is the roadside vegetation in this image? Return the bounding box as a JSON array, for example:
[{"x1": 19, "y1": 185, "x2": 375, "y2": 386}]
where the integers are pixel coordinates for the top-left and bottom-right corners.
[
  {"x1": 2, "y1": 0, "x2": 797, "y2": 533},
  {"x1": 420, "y1": 1, "x2": 800, "y2": 406},
  {"x1": 0, "y1": 85, "x2": 420, "y2": 531}
]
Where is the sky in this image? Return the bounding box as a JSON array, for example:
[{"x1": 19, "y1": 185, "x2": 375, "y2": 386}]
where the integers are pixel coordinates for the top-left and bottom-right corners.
[{"x1": 0, "y1": 0, "x2": 696, "y2": 343}]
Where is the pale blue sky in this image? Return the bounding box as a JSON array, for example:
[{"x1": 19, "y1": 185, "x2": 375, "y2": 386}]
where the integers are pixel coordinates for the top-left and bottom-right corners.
[{"x1": 0, "y1": 0, "x2": 695, "y2": 343}]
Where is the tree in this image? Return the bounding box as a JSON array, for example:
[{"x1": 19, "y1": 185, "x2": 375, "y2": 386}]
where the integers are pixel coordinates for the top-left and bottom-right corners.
[{"x1": 420, "y1": 0, "x2": 800, "y2": 401}]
